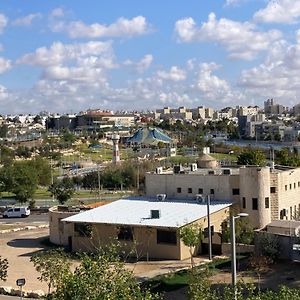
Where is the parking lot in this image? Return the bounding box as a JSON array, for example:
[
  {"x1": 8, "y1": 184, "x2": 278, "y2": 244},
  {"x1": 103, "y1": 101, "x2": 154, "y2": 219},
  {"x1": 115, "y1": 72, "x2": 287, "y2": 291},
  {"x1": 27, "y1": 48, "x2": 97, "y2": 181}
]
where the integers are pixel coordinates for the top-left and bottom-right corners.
[{"x1": 0, "y1": 212, "x2": 49, "y2": 227}]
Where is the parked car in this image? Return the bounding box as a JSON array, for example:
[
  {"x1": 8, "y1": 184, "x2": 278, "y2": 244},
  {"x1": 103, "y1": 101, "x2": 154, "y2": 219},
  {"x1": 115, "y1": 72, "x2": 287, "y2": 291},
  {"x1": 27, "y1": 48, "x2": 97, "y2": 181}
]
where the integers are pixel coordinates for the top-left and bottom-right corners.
[{"x1": 3, "y1": 207, "x2": 30, "y2": 218}]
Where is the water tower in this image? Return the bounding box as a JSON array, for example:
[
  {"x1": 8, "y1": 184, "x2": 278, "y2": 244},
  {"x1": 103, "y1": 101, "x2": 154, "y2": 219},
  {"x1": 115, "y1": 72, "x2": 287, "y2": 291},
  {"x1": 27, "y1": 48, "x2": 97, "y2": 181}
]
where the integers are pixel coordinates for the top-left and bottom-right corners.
[{"x1": 112, "y1": 134, "x2": 120, "y2": 164}]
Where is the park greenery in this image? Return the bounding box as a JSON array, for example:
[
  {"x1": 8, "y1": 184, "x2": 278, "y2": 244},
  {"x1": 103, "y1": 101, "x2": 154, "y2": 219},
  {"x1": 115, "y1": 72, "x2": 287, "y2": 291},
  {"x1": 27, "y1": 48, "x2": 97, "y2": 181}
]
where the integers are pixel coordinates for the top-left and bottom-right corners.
[
  {"x1": 48, "y1": 177, "x2": 75, "y2": 205},
  {"x1": 237, "y1": 149, "x2": 267, "y2": 166}
]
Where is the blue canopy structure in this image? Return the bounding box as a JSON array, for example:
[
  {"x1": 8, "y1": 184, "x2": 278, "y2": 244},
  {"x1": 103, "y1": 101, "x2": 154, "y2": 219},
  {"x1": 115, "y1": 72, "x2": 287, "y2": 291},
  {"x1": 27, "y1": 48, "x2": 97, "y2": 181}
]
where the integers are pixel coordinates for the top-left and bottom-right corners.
[{"x1": 127, "y1": 127, "x2": 172, "y2": 145}]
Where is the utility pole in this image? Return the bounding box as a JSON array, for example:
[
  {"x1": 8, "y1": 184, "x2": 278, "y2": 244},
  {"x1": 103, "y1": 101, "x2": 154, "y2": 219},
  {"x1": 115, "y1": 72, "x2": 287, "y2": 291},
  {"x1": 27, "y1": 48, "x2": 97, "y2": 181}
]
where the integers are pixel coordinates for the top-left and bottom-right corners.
[{"x1": 207, "y1": 195, "x2": 212, "y2": 260}]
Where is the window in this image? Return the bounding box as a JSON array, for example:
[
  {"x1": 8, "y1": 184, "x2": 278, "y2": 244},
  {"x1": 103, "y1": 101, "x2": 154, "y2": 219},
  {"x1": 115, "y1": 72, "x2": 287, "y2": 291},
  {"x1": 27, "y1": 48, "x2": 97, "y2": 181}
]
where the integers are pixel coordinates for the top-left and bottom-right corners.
[
  {"x1": 118, "y1": 226, "x2": 133, "y2": 241},
  {"x1": 188, "y1": 188, "x2": 192, "y2": 194},
  {"x1": 290, "y1": 184, "x2": 292, "y2": 190},
  {"x1": 204, "y1": 226, "x2": 214, "y2": 238},
  {"x1": 265, "y1": 197, "x2": 269, "y2": 209},
  {"x1": 270, "y1": 187, "x2": 276, "y2": 193},
  {"x1": 285, "y1": 185, "x2": 288, "y2": 191},
  {"x1": 232, "y1": 188, "x2": 240, "y2": 195},
  {"x1": 252, "y1": 198, "x2": 258, "y2": 210},
  {"x1": 177, "y1": 187, "x2": 182, "y2": 193},
  {"x1": 242, "y1": 197, "x2": 246, "y2": 209},
  {"x1": 298, "y1": 181, "x2": 300, "y2": 187},
  {"x1": 14, "y1": 208, "x2": 20, "y2": 212},
  {"x1": 294, "y1": 183, "x2": 296, "y2": 189},
  {"x1": 210, "y1": 189, "x2": 215, "y2": 195},
  {"x1": 290, "y1": 207, "x2": 293, "y2": 219},
  {"x1": 74, "y1": 223, "x2": 92, "y2": 237},
  {"x1": 157, "y1": 230, "x2": 177, "y2": 245},
  {"x1": 198, "y1": 188, "x2": 203, "y2": 194}
]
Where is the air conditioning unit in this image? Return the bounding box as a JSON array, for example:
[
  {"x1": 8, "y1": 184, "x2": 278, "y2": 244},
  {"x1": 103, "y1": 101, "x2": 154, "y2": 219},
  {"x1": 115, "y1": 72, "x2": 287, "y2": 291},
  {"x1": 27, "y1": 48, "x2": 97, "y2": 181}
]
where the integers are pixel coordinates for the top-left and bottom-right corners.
[
  {"x1": 195, "y1": 194, "x2": 205, "y2": 203},
  {"x1": 156, "y1": 194, "x2": 166, "y2": 201},
  {"x1": 208, "y1": 170, "x2": 215, "y2": 175},
  {"x1": 156, "y1": 167, "x2": 163, "y2": 174},
  {"x1": 151, "y1": 210, "x2": 160, "y2": 219},
  {"x1": 190, "y1": 163, "x2": 197, "y2": 172}
]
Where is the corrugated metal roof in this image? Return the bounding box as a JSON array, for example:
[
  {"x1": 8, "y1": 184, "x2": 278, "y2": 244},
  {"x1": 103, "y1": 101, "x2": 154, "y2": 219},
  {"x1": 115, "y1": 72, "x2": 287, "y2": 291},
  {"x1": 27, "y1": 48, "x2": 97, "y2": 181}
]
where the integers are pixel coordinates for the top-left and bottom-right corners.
[{"x1": 62, "y1": 197, "x2": 231, "y2": 228}]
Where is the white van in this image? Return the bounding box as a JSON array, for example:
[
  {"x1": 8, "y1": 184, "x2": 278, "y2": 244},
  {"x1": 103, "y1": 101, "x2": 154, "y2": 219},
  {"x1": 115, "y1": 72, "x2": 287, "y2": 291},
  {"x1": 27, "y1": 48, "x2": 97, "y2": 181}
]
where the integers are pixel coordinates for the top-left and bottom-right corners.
[{"x1": 3, "y1": 207, "x2": 30, "y2": 218}]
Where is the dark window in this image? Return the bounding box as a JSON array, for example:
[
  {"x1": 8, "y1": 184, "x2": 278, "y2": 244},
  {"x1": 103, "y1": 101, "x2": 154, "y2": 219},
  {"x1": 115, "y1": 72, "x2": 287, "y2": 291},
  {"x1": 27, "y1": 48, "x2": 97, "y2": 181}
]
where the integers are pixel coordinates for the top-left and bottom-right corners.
[
  {"x1": 294, "y1": 183, "x2": 296, "y2": 189},
  {"x1": 210, "y1": 189, "x2": 215, "y2": 195},
  {"x1": 270, "y1": 187, "x2": 276, "y2": 193},
  {"x1": 118, "y1": 226, "x2": 133, "y2": 241},
  {"x1": 242, "y1": 197, "x2": 246, "y2": 209},
  {"x1": 74, "y1": 223, "x2": 92, "y2": 237},
  {"x1": 198, "y1": 188, "x2": 203, "y2": 194},
  {"x1": 157, "y1": 230, "x2": 177, "y2": 245},
  {"x1": 188, "y1": 188, "x2": 192, "y2": 194},
  {"x1": 290, "y1": 184, "x2": 292, "y2": 190},
  {"x1": 204, "y1": 226, "x2": 215, "y2": 238},
  {"x1": 14, "y1": 208, "x2": 20, "y2": 212},
  {"x1": 285, "y1": 185, "x2": 288, "y2": 191},
  {"x1": 265, "y1": 197, "x2": 269, "y2": 209},
  {"x1": 232, "y1": 188, "x2": 240, "y2": 195},
  {"x1": 252, "y1": 198, "x2": 258, "y2": 210},
  {"x1": 298, "y1": 181, "x2": 300, "y2": 187},
  {"x1": 177, "y1": 187, "x2": 182, "y2": 193}
]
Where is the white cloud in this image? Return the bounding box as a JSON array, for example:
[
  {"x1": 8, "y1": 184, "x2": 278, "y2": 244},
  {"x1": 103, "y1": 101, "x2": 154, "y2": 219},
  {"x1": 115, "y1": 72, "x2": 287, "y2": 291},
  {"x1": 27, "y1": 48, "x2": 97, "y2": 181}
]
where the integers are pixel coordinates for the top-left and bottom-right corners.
[
  {"x1": 17, "y1": 41, "x2": 115, "y2": 67},
  {"x1": 0, "y1": 57, "x2": 11, "y2": 74},
  {"x1": 123, "y1": 54, "x2": 153, "y2": 73},
  {"x1": 50, "y1": 16, "x2": 151, "y2": 39},
  {"x1": 174, "y1": 13, "x2": 281, "y2": 60},
  {"x1": 50, "y1": 8, "x2": 65, "y2": 18},
  {"x1": 157, "y1": 66, "x2": 187, "y2": 81},
  {"x1": 240, "y1": 32, "x2": 300, "y2": 103},
  {"x1": 0, "y1": 14, "x2": 8, "y2": 34},
  {"x1": 254, "y1": 0, "x2": 300, "y2": 24},
  {"x1": 12, "y1": 13, "x2": 42, "y2": 26},
  {"x1": 225, "y1": 0, "x2": 248, "y2": 6}
]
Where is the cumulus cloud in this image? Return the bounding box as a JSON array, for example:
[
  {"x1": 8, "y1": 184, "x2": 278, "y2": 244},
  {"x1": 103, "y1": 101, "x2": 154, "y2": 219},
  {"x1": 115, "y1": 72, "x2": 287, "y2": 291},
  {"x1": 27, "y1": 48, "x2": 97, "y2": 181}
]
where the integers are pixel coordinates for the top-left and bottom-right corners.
[
  {"x1": 0, "y1": 14, "x2": 8, "y2": 34},
  {"x1": 50, "y1": 8, "x2": 65, "y2": 18},
  {"x1": 240, "y1": 31, "x2": 300, "y2": 103},
  {"x1": 174, "y1": 13, "x2": 282, "y2": 60},
  {"x1": 50, "y1": 16, "x2": 151, "y2": 39},
  {"x1": 123, "y1": 54, "x2": 153, "y2": 73},
  {"x1": 225, "y1": 0, "x2": 248, "y2": 6},
  {"x1": 17, "y1": 41, "x2": 115, "y2": 67},
  {"x1": 157, "y1": 66, "x2": 187, "y2": 81},
  {"x1": 0, "y1": 57, "x2": 11, "y2": 74},
  {"x1": 254, "y1": 0, "x2": 300, "y2": 24},
  {"x1": 12, "y1": 13, "x2": 42, "y2": 26}
]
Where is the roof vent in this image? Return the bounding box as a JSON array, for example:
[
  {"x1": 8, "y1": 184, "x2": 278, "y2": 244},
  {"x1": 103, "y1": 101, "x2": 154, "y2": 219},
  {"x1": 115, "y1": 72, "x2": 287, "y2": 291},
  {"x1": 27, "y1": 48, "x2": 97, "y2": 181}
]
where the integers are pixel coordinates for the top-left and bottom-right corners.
[
  {"x1": 151, "y1": 210, "x2": 160, "y2": 219},
  {"x1": 156, "y1": 194, "x2": 166, "y2": 201}
]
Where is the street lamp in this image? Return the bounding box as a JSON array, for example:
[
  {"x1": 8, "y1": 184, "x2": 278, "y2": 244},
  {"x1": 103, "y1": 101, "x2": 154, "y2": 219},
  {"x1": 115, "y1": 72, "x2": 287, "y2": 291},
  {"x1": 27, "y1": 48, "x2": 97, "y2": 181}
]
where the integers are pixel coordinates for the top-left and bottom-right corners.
[
  {"x1": 198, "y1": 194, "x2": 212, "y2": 261},
  {"x1": 231, "y1": 212, "x2": 248, "y2": 299}
]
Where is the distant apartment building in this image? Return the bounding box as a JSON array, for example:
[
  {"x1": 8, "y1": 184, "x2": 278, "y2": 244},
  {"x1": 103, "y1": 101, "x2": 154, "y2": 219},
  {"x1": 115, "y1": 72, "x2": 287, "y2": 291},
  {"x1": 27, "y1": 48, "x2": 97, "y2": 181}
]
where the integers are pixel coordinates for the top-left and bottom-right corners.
[
  {"x1": 145, "y1": 155, "x2": 300, "y2": 229},
  {"x1": 155, "y1": 106, "x2": 193, "y2": 121},
  {"x1": 237, "y1": 106, "x2": 260, "y2": 117},
  {"x1": 292, "y1": 103, "x2": 300, "y2": 116},
  {"x1": 264, "y1": 99, "x2": 286, "y2": 115},
  {"x1": 238, "y1": 113, "x2": 266, "y2": 138}
]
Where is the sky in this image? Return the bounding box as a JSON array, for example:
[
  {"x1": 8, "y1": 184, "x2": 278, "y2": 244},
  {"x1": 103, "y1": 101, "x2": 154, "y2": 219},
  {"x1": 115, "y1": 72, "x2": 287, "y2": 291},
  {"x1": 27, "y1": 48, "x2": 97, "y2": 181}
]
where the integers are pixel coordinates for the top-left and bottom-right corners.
[{"x1": 0, "y1": 0, "x2": 300, "y2": 114}]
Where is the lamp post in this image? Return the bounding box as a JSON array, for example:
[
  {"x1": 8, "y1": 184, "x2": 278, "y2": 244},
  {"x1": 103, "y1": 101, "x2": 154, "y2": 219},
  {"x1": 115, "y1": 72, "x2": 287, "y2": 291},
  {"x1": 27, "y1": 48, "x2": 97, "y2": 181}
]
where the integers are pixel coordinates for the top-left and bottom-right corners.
[
  {"x1": 206, "y1": 195, "x2": 212, "y2": 261},
  {"x1": 231, "y1": 212, "x2": 248, "y2": 299}
]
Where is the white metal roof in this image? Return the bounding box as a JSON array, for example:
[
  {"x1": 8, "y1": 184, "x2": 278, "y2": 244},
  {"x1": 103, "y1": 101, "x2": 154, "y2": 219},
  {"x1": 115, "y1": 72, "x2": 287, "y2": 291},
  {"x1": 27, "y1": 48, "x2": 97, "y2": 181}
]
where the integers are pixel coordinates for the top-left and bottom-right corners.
[{"x1": 62, "y1": 197, "x2": 231, "y2": 228}]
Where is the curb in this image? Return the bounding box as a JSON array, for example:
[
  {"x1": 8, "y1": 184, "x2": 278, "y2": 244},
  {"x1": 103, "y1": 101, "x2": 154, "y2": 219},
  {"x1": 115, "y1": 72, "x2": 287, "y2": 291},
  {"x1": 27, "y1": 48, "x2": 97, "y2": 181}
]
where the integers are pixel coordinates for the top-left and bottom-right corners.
[{"x1": 0, "y1": 224, "x2": 49, "y2": 234}]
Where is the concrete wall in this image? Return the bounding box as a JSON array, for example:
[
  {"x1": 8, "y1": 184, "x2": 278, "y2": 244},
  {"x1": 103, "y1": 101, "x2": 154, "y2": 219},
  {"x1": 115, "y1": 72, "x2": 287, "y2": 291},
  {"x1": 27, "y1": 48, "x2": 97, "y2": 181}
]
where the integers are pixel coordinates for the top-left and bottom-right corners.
[{"x1": 145, "y1": 172, "x2": 240, "y2": 203}]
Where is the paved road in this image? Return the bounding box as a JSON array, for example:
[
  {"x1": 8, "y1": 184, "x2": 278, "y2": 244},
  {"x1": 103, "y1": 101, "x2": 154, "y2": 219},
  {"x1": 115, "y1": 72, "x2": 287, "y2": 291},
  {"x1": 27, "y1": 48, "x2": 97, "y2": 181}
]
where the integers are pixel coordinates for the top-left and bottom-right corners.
[{"x1": 0, "y1": 212, "x2": 49, "y2": 225}]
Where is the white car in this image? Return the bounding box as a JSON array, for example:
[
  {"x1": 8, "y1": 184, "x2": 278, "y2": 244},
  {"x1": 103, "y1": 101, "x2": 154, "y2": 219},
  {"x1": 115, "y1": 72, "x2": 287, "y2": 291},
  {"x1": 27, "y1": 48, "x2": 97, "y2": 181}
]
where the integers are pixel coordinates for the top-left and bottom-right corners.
[{"x1": 3, "y1": 207, "x2": 30, "y2": 218}]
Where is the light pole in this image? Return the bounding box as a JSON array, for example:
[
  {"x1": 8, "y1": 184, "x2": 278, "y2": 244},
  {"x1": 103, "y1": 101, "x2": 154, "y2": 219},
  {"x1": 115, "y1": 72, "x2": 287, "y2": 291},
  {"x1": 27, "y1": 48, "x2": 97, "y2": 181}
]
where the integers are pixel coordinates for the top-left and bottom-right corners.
[
  {"x1": 230, "y1": 212, "x2": 248, "y2": 299},
  {"x1": 206, "y1": 195, "x2": 212, "y2": 261}
]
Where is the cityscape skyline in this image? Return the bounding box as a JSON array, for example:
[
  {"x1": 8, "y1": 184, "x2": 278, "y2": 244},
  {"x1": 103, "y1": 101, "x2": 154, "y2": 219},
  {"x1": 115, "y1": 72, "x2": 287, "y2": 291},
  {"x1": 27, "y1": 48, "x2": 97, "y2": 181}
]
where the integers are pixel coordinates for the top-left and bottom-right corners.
[{"x1": 1, "y1": 0, "x2": 300, "y2": 114}]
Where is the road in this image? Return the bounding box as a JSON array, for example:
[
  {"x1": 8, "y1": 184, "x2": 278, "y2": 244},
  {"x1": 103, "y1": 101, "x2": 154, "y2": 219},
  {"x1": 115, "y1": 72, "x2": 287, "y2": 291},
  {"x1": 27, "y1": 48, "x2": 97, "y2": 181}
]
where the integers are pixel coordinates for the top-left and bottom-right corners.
[{"x1": 0, "y1": 212, "x2": 49, "y2": 225}]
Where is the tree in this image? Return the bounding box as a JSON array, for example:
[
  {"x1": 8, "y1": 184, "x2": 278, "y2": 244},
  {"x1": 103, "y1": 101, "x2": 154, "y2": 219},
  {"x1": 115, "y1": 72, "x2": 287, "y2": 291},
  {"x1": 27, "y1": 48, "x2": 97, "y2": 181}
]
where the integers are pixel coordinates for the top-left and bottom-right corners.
[
  {"x1": 256, "y1": 232, "x2": 280, "y2": 261},
  {"x1": 0, "y1": 161, "x2": 38, "y2": 203},
  {"x1": 180, "y1": 224, "x2": 203, "y2": 269},
  {"x1": 29, "y1": 156, "x2": 52, "y2": 186},
  {"x1": 0, "y1": 256, "x2": 8, "y2": 281},
  {"x1": 49, "y1": 246, "x2": 159, "y2": 300},
  {"x1": 237, "y1": 149, "x2": 266, "y2": 166},
  {"x1": 48, "y1": 177, "x2": 75, "y2": 204},
  {"x1": 31, "y1": 249, "x2": 70, "y2": 294}
]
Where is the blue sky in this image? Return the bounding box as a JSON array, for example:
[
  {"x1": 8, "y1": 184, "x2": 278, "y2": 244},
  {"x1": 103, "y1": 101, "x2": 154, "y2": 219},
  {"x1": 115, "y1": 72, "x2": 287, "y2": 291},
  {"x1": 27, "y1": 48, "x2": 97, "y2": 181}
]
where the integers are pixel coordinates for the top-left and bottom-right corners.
[{"x1": 0, "y1": 0, "x2": 300, "y2": 114}]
